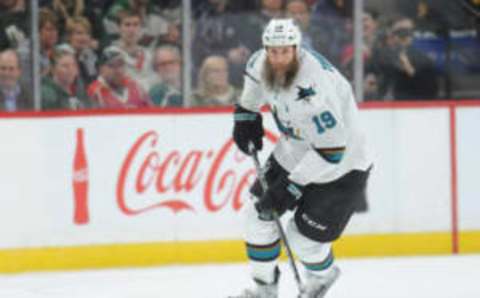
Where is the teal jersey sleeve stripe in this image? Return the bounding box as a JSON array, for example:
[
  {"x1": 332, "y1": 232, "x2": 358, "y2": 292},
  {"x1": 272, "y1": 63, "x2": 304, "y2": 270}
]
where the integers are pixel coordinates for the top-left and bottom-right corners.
[
  {"x1": 234, "y1": 113, "x2": 258, "y2": 121},
  {"x1": 314, "y1": 147, "x2": 346, "y2": 164}
]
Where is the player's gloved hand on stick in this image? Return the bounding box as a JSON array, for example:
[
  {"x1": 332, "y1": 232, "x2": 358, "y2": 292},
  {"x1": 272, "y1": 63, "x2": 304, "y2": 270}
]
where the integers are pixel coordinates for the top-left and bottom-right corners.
[
  {"x1": 233, "y1": 104, "x2": 264, "y2": 155},
  {"x1": 255, "y1": 176, "x2": 304, "y2": 219}
]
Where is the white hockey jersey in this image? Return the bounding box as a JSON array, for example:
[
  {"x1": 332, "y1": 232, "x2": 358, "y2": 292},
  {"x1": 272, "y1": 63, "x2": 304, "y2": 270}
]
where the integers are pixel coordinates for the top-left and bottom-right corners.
[{"x1": 239, "y1": 48, "x2": 373, "y2": 185}]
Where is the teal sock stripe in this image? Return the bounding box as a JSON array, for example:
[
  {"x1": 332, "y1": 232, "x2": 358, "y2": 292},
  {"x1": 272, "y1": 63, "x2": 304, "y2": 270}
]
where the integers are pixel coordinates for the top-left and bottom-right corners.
[
  {"x1": 246, "y1": 240, "x2": 281, "y2": 262},
  {"x1": 303, "y1": 251, "x2": 334, "y2": 271}
]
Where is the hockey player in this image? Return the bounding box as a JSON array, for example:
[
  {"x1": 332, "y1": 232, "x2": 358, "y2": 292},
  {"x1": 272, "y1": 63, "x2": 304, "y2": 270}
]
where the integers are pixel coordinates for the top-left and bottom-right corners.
[{"x1": 231, "y1": 19, "x2": 372, "y2": 298}]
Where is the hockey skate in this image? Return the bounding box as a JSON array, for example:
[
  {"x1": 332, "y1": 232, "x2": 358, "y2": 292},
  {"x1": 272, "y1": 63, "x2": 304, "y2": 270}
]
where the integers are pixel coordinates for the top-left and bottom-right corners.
[
  {"x1": 228, "y1": 282, "x2": 278, "y2": 298},
  {"x1": 228, "y1": 268, "x2": 279, "y2": 298},
  {"x1": 298, "y1": 266, "x2": 340, "y2": 298}
]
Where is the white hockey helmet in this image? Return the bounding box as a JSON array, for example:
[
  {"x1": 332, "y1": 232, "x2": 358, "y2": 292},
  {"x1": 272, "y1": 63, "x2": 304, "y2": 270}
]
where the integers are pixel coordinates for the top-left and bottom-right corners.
[{"x1": 262, "y1": 18, "x2": 302, "y2": 48}]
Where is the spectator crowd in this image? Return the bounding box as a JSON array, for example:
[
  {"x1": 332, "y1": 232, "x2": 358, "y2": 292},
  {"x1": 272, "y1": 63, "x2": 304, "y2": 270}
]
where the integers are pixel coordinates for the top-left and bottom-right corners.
[{"x1": 0, "y1": 0, "x2": 479, "y2": 111}]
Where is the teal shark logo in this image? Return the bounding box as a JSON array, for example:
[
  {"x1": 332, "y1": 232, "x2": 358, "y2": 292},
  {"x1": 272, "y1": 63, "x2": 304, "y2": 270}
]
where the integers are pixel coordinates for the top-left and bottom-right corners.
[{"x1": 296, "y1": 86, "x2": 316, "y2": 102}]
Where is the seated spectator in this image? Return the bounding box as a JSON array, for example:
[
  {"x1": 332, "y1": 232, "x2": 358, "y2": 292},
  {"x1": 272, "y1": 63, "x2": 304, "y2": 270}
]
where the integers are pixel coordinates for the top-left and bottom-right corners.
[
  {"x1": 39, "y1": 8, "x2": 60, "y2": 76},
  {"x1": 88, "y1": 46, "x2": 152, "y2": 109},
  {"x1": 192, "y1": 55, "x2": 239, "y2": 107},
  {"x1": 104, "y1": 0, "x2": 169, "y2": 48},
  {"x1": 149, "y1": 45, "x2": 183, "y2": 107},
  {"x1": 48, "y1": 0, "x2": 85, "y2": 36},
  {"x1": 0, "y1": 49, "x2": 32, "y2": 111},
  {"x1": 41, "y1": 45, "x2": 93, "y2": 110},
  {"x1": 42, "y1": 0, "x2": 111, "y2": 45},
  {"x1": 38, "y1": 8, "x2": 59, "y2": 76},
  {"x1": 157, "y1": 20, "x2": 181, "y2": 48},
  {"x1": 111, "y1": 10, "x2": 154, "y2": 90},
  {"x1": 0, "y1": 0, "x2": 31, "y2": 83},
  {"x1": 371, "y1": 16, "x2": 439, "y2": 100},
  {"x1": 66, "y1": 16, "x2": 98, "y2": 85}
]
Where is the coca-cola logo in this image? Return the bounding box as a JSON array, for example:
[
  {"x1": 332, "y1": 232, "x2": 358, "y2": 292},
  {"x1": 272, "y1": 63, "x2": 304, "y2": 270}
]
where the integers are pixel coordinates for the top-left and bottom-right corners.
[
  {"x1": 73, "y1": 169, "x2": 88, "y2": 182},
  {"x1": 116, "y1": 130, "x2": 278, "y2": 215}
]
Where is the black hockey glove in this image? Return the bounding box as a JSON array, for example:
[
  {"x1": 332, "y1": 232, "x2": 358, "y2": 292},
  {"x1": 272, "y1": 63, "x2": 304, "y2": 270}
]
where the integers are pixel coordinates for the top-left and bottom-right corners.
[
  {"x1": 233, "y1": 104, "x2": 264, "y2": 155},
  {"x1": 255, "y1": 176, "x2": 304, "y2": 219}
]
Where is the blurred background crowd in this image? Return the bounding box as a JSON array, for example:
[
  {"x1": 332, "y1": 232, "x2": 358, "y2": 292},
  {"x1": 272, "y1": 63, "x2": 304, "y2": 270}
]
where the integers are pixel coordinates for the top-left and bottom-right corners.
[{"x1": 0, "y1": 0, "x2": 479, "y2": 111}]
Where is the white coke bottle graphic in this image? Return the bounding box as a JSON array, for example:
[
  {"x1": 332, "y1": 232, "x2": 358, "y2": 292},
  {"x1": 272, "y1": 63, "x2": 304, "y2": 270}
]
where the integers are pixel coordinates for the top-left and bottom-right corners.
[{"x1": 72, "y1": 128, "x2": 89, "y2": 224}]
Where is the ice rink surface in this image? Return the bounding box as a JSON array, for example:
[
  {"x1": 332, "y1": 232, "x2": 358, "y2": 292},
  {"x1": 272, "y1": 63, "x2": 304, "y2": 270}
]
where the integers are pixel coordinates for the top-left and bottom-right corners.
[{"x1": 1, "y1": 254, "x2": 479, "y2": 298}]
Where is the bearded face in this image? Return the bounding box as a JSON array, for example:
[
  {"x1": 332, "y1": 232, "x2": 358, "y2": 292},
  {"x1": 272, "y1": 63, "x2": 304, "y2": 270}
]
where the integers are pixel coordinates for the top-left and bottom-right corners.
[{"x1": 263, "y1": 46, "x2": 299, "y2": 90}]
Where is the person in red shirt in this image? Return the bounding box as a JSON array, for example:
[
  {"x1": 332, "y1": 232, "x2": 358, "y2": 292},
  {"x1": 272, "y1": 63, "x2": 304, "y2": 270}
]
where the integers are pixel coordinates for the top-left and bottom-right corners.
[{"x1": 88, "y1": 46, "x2": 152, "y2": 109}]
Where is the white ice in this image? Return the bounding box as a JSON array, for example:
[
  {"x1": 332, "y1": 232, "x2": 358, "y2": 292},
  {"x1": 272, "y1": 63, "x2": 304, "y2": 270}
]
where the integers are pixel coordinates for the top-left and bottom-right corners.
[{"x1": 0, "y1": 254, "x2": 479, "y2": 298}]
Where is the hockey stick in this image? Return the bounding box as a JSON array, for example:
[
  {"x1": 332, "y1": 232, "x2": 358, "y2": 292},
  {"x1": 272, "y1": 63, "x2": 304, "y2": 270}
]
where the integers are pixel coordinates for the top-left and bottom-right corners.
[{"x1": 248, "y1": 143, "x2": 303, "y2": 294}]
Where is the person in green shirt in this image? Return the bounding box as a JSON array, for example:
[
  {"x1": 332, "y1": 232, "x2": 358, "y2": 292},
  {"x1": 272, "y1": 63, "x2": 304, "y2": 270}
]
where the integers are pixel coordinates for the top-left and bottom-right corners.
[
  {"x1": 148, "y1": 45, "x2": 183, "y2": 107},
  {"x1": 41, "y1": 45, "x2": 94, "y2": 110}
]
